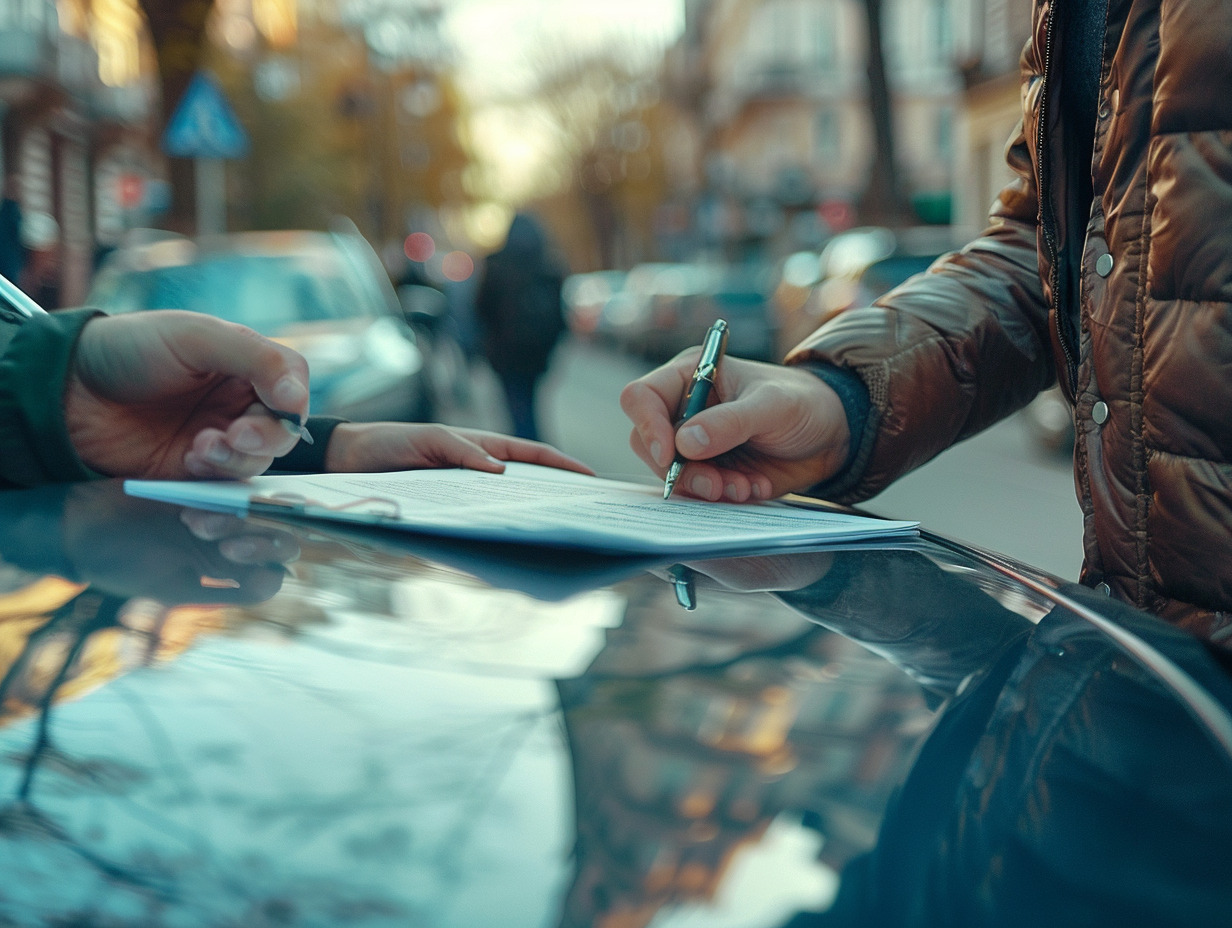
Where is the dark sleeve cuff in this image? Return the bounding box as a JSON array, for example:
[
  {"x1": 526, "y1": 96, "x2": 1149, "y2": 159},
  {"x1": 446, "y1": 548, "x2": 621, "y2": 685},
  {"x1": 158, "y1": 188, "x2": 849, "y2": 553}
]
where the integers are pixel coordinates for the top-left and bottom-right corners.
[
  {"x1": 269, "y1": 416, "x2": 347, "y2": 474},
  {"x1": 791, "y1": 361, "x2": 880, "y2": 502},
  {"x1": 0, "y1": 307, "x2": 104, "y2": 487}
]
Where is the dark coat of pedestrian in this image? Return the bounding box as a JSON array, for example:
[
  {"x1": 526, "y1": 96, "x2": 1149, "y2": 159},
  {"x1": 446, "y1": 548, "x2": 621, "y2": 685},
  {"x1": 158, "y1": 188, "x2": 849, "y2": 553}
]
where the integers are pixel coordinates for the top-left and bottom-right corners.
[{"x1": 475, "y1": 214, "x2": 567, "y2": 442}]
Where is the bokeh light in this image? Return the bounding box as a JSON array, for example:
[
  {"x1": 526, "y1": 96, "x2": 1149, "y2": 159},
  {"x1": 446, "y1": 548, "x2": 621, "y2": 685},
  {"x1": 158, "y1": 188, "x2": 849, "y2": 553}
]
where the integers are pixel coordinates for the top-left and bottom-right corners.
[
  {"x1": 403, "y1": 232, "x2": 436, "y2": 263},
  {"x1": 441, "y1": 250, "x2": 474, "y2": 282}
]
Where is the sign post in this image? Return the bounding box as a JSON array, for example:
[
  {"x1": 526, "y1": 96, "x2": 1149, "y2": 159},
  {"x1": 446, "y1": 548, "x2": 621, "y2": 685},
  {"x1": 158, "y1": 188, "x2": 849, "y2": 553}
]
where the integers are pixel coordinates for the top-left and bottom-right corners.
[{"x1": 161, "y1": 72, "x2": 249, "y2": 236}]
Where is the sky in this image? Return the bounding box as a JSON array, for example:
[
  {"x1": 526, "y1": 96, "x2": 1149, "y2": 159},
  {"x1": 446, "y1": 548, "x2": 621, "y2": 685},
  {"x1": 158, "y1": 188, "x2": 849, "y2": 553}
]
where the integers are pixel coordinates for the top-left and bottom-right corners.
[
  {"x1": 437, "y1": 0, "x2": 687, "y2": 221},
  {"x1": 443, "y1": 0, "x2": 686, "y2": 99}
]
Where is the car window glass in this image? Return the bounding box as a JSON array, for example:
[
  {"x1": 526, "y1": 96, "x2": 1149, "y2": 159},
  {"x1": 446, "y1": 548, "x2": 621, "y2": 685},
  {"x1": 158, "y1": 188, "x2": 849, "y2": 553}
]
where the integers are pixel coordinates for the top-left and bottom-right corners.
[{"x1": 92, "y1": 253, "x2": 374, "y2": 332}]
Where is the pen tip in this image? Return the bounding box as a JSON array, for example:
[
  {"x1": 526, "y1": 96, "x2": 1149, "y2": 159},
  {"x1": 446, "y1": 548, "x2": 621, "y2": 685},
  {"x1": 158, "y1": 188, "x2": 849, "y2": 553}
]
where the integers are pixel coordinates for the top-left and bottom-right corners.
[{"x1": 663, "y1": 463, "x2": 680, "y2": 500}]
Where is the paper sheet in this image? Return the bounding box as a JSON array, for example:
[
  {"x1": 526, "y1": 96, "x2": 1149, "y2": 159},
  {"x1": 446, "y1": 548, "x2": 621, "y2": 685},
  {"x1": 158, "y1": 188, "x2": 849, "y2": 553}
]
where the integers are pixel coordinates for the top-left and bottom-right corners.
[{"x1": 125, "y1": 463, "x2": 918, "y2": 557}]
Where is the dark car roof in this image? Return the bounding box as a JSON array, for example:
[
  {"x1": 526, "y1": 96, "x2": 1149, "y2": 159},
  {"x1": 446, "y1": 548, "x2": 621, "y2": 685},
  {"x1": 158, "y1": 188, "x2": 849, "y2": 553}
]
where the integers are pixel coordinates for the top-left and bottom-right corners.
[{"x1": 0, "y1": 481, "x2": 1228, "y2": 926}]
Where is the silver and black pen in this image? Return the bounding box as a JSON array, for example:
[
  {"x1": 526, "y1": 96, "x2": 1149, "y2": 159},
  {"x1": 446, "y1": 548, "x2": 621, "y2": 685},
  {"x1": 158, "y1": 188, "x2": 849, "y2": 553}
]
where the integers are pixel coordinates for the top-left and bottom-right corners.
[{"x1": 663, "y1": 318, "x2": 729, "y2": 499}]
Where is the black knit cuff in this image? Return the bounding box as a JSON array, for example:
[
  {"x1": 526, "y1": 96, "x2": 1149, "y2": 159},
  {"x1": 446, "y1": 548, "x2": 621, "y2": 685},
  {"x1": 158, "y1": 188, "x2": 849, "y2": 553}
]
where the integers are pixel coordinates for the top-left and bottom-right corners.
[
  {"x1": 791, "y1": 361, "x2": 879, "y2": 502},
  {"x1": 270, "y1": 416, "x2": 347, "y2": 474}
]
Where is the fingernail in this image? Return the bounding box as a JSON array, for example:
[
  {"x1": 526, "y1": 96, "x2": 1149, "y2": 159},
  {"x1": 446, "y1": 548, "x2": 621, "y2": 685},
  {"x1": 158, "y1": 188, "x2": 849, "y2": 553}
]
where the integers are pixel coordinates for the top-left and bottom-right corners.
[
  {"x1": 205, "y1": 442, "x2": 232, "y2": 465},
  {"x1": 751, "y1": 483, "x2": 766, "y2": 500},
  {"x1": 231, "y1": 424, "x2": 263, "y2": 452},
  {"x1": 725, "y1": 483, "x2": 738, "y2": 500},
  {"x1": 690, "y1": 475, "x2": 712, "y2": 498},
  {"x1": 272, "y1": 375, "x2": 308, "y2": 410},
  {"x1": 680, "y1": 425, "x2": 709, "y2": 450},
  {"x1": 280, "y1": 419, "x2": 313, "y2": 444},
  {"x1": 486, "y1": 455, "x2": 503, "y2": 466},
  {"x1": 649, "y1": 440, "x2": 663, "y2": 466}
]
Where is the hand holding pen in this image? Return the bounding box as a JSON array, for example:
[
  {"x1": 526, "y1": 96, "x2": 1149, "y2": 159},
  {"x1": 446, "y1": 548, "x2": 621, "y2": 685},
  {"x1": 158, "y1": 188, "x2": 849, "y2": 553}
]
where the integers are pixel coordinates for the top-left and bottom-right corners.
[
  {"x1": 0, "y1": 273, "x2": 312, "y2": 465},
  {"x1": 63, "y1": 309, "x2": 313, "y2": 480},
  {"x1": 663, "y1": 319, "x2": 729, "y2": 498},
  {"x1": 621, "y1": 329, "x2": 857, "y2": 504}
]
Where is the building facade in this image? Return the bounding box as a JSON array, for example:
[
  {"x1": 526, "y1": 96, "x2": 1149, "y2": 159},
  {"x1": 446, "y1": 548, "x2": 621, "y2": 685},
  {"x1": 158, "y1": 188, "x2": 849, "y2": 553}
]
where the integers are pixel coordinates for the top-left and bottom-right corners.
[
  {"x1": 665, "y1": 0, "x2": 972, "y2": 258},
  {"x1": 0, "y1": 0, "x2": 158, "y2": 307},
  {"x1": 950, "y1": 0, "x2": 1032, "y2": 231}
]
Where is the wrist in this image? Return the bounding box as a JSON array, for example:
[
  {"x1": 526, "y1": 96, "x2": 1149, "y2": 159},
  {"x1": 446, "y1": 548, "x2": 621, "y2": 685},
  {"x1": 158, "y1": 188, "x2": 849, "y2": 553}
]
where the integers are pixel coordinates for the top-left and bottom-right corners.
[{"x1": 279, "y1": 417, "x2": 348, "y2": 473}]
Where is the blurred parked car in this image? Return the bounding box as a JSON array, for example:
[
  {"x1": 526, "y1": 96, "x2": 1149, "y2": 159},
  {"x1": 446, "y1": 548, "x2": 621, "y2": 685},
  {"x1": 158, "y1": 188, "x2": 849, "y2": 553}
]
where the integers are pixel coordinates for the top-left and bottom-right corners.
[
  {"x1": 600, "y1": 261, "x2": 777, "y2": 363},
  {"x1": 87, "y1": 228, "x2": 437, "y2": 423},
  {"x1": 773, "y1": 225, "x2": 966, "y2": 356},
  {"x1": 653, "y1": 263, "x2": 777, "y2": 362},
  {"x1": 562, "y1": 270, "x2": 626, "y2": 340}
]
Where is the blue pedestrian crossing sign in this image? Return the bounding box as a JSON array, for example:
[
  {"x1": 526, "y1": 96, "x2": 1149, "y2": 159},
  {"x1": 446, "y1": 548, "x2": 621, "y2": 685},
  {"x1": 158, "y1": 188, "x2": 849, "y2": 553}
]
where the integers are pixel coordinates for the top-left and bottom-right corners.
[{"x1": 162, "y1": 72, "x2": 249, "y2": 159}]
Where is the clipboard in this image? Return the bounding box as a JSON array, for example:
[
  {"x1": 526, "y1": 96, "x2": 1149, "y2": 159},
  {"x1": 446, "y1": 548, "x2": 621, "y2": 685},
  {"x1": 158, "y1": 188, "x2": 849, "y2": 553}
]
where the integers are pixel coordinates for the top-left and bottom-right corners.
[{"x1": 124, "y1": 463, "x2": 920, "y2": 558}]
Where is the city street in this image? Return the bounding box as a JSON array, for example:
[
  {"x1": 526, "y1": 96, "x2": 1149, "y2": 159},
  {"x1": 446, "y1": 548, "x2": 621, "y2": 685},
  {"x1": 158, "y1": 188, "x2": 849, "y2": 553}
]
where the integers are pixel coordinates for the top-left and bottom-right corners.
[{"x1": 447, "y1": 336, "x2": 1085, "y2": 581}]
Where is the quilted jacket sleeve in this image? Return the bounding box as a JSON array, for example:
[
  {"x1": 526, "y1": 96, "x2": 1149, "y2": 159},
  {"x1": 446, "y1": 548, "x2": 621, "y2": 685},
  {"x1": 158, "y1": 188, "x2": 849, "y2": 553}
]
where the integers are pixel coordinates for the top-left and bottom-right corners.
[{"x1": 785, "y1": 118, "x2": 1054, "y2": 504}]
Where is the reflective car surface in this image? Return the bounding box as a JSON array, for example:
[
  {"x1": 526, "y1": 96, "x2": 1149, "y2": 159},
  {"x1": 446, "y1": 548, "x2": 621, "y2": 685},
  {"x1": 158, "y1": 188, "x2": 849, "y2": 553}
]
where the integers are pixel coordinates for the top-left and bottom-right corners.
[
  {"x1": 87, "y1": 229, "x2": 434, "y2": 423},
  {"x1": 0, "y1": 481, "x2": 1229, "y2": 927}
]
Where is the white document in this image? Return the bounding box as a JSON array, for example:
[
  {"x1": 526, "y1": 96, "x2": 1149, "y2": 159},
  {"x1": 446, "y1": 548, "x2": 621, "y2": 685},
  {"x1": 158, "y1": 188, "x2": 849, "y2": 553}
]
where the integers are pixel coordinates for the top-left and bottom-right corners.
[{"x1": 124, "y1": 463, "x2": 918, "y2": 557}]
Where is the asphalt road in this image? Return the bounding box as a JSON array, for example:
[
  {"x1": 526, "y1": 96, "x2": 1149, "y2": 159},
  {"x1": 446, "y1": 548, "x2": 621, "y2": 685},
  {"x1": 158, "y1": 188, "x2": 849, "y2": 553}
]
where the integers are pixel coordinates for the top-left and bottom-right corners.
[{"x1": 448, "y1": 337, "x2": 1085, "y2": 581}]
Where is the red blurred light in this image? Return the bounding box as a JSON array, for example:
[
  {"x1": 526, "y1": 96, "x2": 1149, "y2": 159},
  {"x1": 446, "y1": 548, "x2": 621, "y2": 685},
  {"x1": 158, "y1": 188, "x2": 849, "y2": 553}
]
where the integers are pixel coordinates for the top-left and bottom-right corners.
[
  {"x1": 404, "y1": 232, "x2": 435, "y2": 263},
  {"x1": 441, "y1": 250, "x2": 474, "y2": 282}
]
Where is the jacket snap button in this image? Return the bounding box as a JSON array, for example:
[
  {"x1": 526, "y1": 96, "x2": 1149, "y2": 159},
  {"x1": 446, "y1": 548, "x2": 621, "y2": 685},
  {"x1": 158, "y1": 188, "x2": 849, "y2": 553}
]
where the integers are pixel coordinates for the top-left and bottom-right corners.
[
  {"x1": 1096, "y1": 582, "x2": 1111, "y2": 596},
  {"x1": 1095, "y1": 253, "x2": 1114, "y2": 277},
  {"x1": 1098, "y1": 101, "x2": 1110, "y2": 119},
  {"x1": 1092, "y1": 400, "x2": 1109, "y2": 424}
]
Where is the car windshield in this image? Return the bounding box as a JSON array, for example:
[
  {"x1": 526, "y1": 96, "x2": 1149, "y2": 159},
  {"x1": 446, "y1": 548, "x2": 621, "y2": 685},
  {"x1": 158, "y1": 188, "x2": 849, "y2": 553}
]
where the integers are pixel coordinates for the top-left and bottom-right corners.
[{"x1": 94, "y1": 252, "x2": 374, "y2": 334}]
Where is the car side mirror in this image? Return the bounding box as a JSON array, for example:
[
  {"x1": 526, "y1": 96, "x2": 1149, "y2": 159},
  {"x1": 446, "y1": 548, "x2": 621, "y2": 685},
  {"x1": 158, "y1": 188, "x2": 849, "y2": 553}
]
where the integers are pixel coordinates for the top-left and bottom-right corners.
[{"x1": 397, "y1": 284, "x2": 448, "y2": 330}]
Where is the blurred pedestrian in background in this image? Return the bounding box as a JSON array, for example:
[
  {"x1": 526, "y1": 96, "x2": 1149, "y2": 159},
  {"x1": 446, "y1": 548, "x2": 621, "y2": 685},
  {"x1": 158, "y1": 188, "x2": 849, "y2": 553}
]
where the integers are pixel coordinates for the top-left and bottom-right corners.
[
  {"x1": 0, "y1": 176, "x2": 24, "y2": 287},
  {"x1": 475, "y1": 213, "x2": 567, "y2": 442}
]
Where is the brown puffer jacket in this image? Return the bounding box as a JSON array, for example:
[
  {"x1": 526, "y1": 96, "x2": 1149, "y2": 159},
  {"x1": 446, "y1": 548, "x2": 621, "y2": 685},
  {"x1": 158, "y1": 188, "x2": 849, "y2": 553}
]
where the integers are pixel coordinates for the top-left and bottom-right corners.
[{"x1": 788, "y1": 0, "x2": 1232, "y2": 636}]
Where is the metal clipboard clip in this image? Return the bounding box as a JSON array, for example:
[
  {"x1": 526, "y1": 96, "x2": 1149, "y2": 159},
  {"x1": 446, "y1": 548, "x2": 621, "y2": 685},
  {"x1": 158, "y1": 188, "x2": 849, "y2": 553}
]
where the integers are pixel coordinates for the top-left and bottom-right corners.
[{"x1": 248, "y1": 492, "x2": 403, "y2": 525}]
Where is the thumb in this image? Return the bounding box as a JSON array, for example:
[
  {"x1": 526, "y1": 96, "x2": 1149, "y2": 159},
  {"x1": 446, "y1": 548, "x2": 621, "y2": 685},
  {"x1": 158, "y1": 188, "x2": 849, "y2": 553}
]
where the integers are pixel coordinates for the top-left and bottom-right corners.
[{"x1": 672, "y1": 396, "x2": 759, "y2": 460}]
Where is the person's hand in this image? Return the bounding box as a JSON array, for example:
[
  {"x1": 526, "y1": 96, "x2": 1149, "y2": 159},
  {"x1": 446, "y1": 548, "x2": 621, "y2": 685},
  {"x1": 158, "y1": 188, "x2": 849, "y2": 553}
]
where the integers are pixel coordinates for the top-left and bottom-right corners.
[
  {"x1": 65, "y1": 311, "x2": 311, "y2": 479},
  {"x1": 620, "y1": 353, "x2": 851, "y2": 502},
  {"x1": 673, "y1": 550, "x2": 836, "y2": 594},
  {"x1": 57, "y1": 482, "x2": 298, "y2": 605},
  {"x1": 322, "y1": 422, "x2": 595, "y2": 476}
]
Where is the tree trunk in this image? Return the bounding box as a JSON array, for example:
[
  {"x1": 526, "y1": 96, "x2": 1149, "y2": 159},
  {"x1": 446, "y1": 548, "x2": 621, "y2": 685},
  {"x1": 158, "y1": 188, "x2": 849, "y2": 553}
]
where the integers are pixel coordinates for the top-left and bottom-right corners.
[
  {"x1": 857, "y1": 0, "x2": 915, "y2": 227},
  {"x1": 137, "y1": 0, "x2": 216, "y2": 233}
]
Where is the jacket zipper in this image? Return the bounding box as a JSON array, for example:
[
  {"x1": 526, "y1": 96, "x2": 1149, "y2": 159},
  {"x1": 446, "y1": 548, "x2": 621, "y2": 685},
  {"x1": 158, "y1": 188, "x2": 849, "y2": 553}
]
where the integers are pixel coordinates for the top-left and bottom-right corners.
[{"x1": 1036, "y1": 2, "x2": 1078, "y2": 393}]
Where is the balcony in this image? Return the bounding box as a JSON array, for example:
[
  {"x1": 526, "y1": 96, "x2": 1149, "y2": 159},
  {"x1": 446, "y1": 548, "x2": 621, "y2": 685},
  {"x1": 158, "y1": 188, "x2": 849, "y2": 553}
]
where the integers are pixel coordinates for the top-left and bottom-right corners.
[
  {"x1": 57, "y1": 35, "x2": 102, "y2": 98},
  {"x1": 91, "y1": 81, "x2": 153, "y2": 125}
]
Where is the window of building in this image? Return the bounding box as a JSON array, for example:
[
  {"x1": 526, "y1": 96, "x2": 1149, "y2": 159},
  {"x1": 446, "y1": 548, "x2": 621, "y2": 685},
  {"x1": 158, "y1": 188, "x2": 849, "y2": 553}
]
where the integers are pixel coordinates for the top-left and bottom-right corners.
[
  {"x1": 935, "y1": 106, "x2": 954, "y2": 159},
  {"x1": 932, "y1": 0, "x2": 954, "y2": 64},
  {"x1": 812, "y1": 1, "x2": 837, "y2": 71},
  {"x1": 816, "y1": 109, "x2": 840, "y2": 160}
]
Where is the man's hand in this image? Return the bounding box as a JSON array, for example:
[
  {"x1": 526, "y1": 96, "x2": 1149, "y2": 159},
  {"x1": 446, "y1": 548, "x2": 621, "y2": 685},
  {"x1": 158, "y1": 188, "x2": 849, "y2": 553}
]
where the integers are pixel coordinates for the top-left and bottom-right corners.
[
  {"x1": 65, "y1": 311, "x2": 311, "y2": 479},
  {"x1": 323, "y1": 422, "x2": 595, "y2": 476},
  {"x1": 620, "y1": 353, "x2": 852, "y2": 501}
]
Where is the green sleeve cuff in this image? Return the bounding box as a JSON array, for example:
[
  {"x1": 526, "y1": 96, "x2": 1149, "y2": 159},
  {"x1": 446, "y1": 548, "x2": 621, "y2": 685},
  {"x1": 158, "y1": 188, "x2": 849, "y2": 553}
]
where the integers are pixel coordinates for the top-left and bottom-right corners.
[{"x1": 0, "y1": 308, "x2": 103, "y2": 487}]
